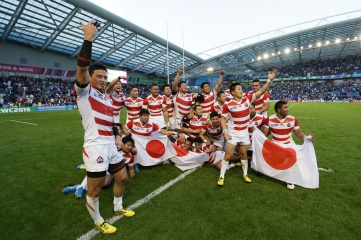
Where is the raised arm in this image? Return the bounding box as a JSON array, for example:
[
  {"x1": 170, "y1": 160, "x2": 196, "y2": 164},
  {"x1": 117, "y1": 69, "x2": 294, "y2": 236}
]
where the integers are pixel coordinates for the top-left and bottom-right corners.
[
  {"x1": 214, "y1": 70, "x2": 225, "y2": 93},
  {"x1": 254, "y1": 69, "x2": 277, "y2": 100},
  {"x1": 105, "y1": 77, "x2": 120, "y2": 95},
  {"x1": 172, "y1": 66, "x2": 183, "y2": 92},
  {"x1": 76, "y1": 19, "x2": 98, "y2": 85}
]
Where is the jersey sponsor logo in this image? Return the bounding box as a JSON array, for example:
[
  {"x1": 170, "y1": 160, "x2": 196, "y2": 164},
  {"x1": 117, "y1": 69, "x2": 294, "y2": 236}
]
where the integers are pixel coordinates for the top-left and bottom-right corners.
[
  {"x1": 96, "y1": 156, "x2": 104, "y2": 163},
  {"x1": 245, "y1": 103, "x2": 248, "y2": 107},
  {"x1": 255, "y1": 122, "x2": 259, "y2": 125},
  {"x1": 229, "y1": 106, "x2": 238, "y2": 110},
  {"x1": 287, "y1": 123, "x2": 291, "y2": 127},
  {"x1": 270, "y1": 124, "x2": 279, "y2": 127}
]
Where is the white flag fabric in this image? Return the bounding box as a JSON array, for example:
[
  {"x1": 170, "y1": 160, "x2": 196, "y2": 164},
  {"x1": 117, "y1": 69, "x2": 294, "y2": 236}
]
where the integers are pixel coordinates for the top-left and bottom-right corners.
[
  {"x1": 132, "y1": 132, "x2": 176, "y2": 166},
  {"x1": 170, "y1": 145, "x2": 209, "y2": 171},
  {"x1": 251, "y1": 127, "x2": 319, "y2": 189}
]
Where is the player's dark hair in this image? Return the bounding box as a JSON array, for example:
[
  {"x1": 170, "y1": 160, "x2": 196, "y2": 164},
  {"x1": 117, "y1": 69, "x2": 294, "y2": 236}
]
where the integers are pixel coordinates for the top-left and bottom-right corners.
[
  {"x1": 252, "y1": 79, "x2": 261, "y2": 84},
  {"x1": 151, "y1": 84, "x2": 159, "y2": 89},
  {"x1": 210, "y1": 111, "x2": 219, "y2": 119},
  {"x1": 130, "y1": 86, "x2": 138, "y2": 92},
  {"x1": 275, "y1": 100, "x2": 287, "y2": 112},
  {"x1": 122, "y1": 135, "x2": 134, "y2": 145},
  {"x1": 163, "y1": 84, "x2": 171, "y2": 91},
  {"x1": 217, "y1": 91, "x2": 225, "y2": 98},
  {"x1": 230, "y1": 82, "x2": 241, "y2": 95},
  {"x1": 178, "y1": 81, "x2": 186, "y2": 88},
  {"x1": 139, "y1": 108, "x2": 150, "y2": 116},
  {"x1": 193, "y1": 104, "x2": 202, "y2": 111},
  {"x1": 194, "y1": 136, "x2": 203, "y2": 143},
  {"x1": 200, "y1": 82, "x2": 210, "y2": 89},
  {"x1": 88, "y1": 63, "x2": 107, "y2": 76}
]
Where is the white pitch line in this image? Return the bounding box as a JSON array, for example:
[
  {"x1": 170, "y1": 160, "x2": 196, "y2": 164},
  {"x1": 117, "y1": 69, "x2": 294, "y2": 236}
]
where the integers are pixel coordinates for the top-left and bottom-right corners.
[
  {"x1": 288, "y1": 102, "x2": 298, "y2": 108},
  {"x1": 318, "y1": 167, "x2": 334, "y2": 172},
  {"x1": 77, "y1": 168, "x2": 197, "y2": 240},
  {"x1": 9, "y1": 120, "x2": 38, "y2": 125}
]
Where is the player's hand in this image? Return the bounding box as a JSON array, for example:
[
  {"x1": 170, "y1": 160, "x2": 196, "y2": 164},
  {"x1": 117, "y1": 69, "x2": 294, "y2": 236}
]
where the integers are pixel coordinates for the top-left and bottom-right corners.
[
  {"x1": 194, "y1": 129, "x2": 201, "y2": 134},
  {"x1": 220, "y1": 70, "x2": 225, "y2": 75},
  {"x1": 115, "y1": 137, "x2": 123, "y2": 150},
  {"x1": 304, "y1": 134, "x2": 315, "y2": 142},
  {"x1": 177, "y1": 66, "x2": 183, "y2": 75},
  {"x1": 224, "y1": 132, "x2": 232, "y2": 140},
  {"x1": 267, "y1": 69, "x2": 278, "y2": 81},
  {"x1": 81, "y1": 19, "x2": 98, "y2": 41}
]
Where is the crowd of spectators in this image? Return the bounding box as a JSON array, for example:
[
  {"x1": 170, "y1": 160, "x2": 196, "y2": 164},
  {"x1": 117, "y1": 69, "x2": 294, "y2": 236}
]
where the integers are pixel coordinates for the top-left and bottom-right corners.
[
  {"x1": 0, "y1": 75, "x2": 75, "y2": 107},
  {"x1": 264, "y1": 55, "x2": 361, "y2": 78},
  {"x1": 1, "y1": 54, "x2": 361, "y2": 107}
]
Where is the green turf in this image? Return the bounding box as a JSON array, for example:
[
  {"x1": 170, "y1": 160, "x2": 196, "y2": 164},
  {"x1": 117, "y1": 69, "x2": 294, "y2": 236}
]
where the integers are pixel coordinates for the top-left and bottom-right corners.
[{"x1": 0, "y1": 103, "x2": 361, "y2": 240}]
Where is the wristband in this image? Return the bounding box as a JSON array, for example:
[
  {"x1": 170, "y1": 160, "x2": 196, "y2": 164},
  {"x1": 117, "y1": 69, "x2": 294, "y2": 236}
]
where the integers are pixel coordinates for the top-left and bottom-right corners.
[
  {"x1": 203, "y1": 139, "x2": 207, "y2": 143},
  {"x1": 267, "y1": 79, "x2": 272, "y2": 84},
  {"x1": 78, "y1": 40, "x2": 92, "y2": 67},
  {"x1": 223, "y1": 129, "x2": 228, "y2": 133}
]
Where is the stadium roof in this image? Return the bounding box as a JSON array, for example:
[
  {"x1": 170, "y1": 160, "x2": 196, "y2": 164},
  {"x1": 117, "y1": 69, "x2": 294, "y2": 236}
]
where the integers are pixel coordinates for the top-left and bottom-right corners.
[{"x1": 1, "y1": 0, "x2": 361, "y2": 80}]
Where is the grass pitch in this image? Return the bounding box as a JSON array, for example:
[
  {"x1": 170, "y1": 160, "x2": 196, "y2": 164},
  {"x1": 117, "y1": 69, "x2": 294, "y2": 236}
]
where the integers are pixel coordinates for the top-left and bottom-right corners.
[{"x1": 0, "y1": 103, "x2": 361, "y2": 240}]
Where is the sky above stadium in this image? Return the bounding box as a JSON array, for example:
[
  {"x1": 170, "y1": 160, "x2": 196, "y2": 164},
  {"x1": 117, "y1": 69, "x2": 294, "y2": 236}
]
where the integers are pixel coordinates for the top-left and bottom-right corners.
[{"x1": 89, "y1": 0, "x2": 360, "y2": 55}]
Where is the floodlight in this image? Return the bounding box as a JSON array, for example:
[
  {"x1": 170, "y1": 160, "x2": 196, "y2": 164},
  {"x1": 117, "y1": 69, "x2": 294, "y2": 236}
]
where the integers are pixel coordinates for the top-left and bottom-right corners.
[
  {"x1": 317, "y1": 42, "x2": 322, "y2": 47},
  {"x1": 284, "y1": 48, "x2": 290, "y2": 54},
  {"x1": 325, "y1": 40, "x2": 330, "y2": 45},
  {"x1": 335, "y1": 38, "x2": 340, "y2": 43},
  {"x1": 308, "y1": 44, "x2": 312, "y2": 48},
  {"x1": 257, "y1": 56, "x2": 261, "y2": 60},
  {"x1": 263, "y1": 53, "x2": 269, "y2": 59}
]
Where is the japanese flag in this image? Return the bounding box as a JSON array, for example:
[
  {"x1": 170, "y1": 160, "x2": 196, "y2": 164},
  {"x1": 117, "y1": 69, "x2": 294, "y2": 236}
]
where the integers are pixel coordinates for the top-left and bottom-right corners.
[
  {"x1": 251, "y1": 127, "x2": 319, "y2": 189},
  {"x1": 170, "y1": 145, "x2": 209, "y2": 171},
  {"x1": 132, "y1": 132, "x2": 176, "y2": 166}
]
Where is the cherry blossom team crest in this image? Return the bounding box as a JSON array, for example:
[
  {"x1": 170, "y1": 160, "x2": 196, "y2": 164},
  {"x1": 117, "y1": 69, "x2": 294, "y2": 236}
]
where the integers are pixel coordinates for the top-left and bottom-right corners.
[{"x1": 96, "y1": 156, "x2": 104, "y2": 163}]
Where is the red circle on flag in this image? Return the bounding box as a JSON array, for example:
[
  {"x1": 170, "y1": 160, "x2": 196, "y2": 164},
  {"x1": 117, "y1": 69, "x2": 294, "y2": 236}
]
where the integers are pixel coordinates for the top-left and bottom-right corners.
[
  {"x1": 262, "y1": 140, "x2": 297, "y2": 170},
  {"x1": 146, "y1": 140, "x2": 165, "y2": 158}
]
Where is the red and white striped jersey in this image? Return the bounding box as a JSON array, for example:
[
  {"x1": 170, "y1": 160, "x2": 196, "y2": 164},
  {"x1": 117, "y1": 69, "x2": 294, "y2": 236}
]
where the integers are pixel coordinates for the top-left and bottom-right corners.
[
  {"x1": 120, "y1": 150, "x2": 134, "y2": 164},
  {"x1": 194, "y1": 143, "x2": 211, "y2": 153},
  {"x1": 162, "y1": 95, "x2": 174, "y2": 118},
  {"x1": 264, "y1": 114, "x2": 300, "y2": 144},
  {"x1": 224, "y1": 89, "x2": 233, "y2": 102},
  {"x1": 246, "y1": 91, "x2": 270, "y2": 112},
  {"x1": 202, "y1": 122, "x2": 223, "y2": 141},
  {"x1": 126, "y1": 118, "x2": 160, "y2": 136},
  {"x1": 173, "y1": 92, "x2": 194, "y2": 118},
  {"x1": 200, "y1": 90, "x2": 216, "y2": 116},
  {"x1": 213, "y1": 102, "x2": 224, "y2": 118},
  {"x1": 222, "y1": 95, "x2": 254, "y2": 132},
  {"x1": 110, "y1": 91, "x2": 125, "y2": 118},
  {"x1": 143, "y1": 95, "x2": 165, "y2": 117},
  {"x1": 75, "y1": 84, "x2": 114, "y2": 147},
  {"x1": 124, "y1": 97, "x2": 143, "y2": 120},
  {"x1": 248, "y1": 113, "x2": 267, "y2": 141},
  {"x1": 184, "y1": 115, "x2": 208, "y2": 140},
  {"x1": 194, "y1": 144, "x2": 215, "y2": 162}
]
